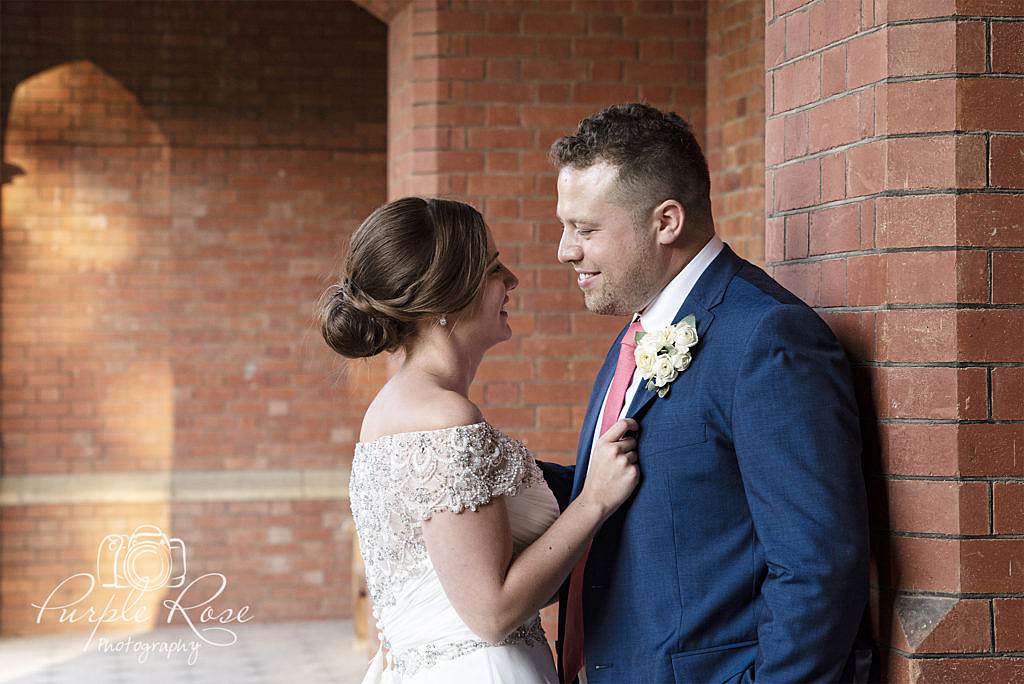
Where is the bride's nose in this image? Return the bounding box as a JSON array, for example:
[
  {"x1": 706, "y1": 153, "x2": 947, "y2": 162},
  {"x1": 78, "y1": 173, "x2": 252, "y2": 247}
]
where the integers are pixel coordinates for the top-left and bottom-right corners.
[{"x1": 505, "y1": 268, "x2": 519, "y2": 291}]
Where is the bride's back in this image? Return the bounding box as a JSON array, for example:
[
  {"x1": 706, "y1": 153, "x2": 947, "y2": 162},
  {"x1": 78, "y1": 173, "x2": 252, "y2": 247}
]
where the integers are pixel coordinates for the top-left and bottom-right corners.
[{"x1": 349, "y1": 394, "x2": 556, "y2": 681}]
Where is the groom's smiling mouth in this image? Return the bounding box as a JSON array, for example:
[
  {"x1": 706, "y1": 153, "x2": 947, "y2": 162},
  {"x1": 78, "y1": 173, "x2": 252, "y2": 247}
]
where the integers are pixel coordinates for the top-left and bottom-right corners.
[{"x1": 576, "y1": 271, "x2": 600, "y2": 288}]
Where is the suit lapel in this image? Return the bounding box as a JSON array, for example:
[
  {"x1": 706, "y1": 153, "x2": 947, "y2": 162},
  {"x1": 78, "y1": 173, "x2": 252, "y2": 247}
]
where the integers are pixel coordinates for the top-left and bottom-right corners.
[
  {"x1": 570, "y1": 324, "x2": 628, "y2": 501},
  {"x1": 624, "y1": 304, "x2": 716, "y2": 421},
  {"x1": 625, "y1": 244, "x2": 744, "y2": 421}
]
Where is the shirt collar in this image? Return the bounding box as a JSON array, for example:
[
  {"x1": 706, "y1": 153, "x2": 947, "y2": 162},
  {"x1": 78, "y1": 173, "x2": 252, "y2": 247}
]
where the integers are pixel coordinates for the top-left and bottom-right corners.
[{"x1": 636, "y1": 234, "x2": 724, "y2": 331}]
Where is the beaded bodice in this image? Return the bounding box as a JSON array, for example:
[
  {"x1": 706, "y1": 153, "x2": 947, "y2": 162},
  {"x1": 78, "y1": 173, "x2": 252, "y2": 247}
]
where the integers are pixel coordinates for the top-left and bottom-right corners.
[{"x1": 349, "y1": 420, "x2": 546, "y2": 613}]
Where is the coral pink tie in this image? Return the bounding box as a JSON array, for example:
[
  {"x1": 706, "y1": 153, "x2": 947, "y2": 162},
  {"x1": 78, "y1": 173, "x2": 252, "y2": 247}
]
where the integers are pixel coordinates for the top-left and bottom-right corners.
[{"x1": 562, "y1": 319, "x2": 643, "y2": 684}]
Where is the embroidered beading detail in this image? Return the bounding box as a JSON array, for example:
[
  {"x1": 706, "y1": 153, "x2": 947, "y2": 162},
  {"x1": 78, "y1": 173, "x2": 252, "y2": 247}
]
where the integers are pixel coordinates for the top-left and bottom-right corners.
[
  {"x1": 391, "y1": 616, "x2": 547, "y2": 677},
  {"x1": 349, "y1": 421, "x2": 547, "y2": 673}
]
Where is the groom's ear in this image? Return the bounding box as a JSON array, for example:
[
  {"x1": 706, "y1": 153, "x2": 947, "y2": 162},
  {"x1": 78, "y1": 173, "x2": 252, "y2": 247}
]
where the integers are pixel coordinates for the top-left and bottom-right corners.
[{"x1": 653, "y1": 199, "x2": 685, "y2": 246}]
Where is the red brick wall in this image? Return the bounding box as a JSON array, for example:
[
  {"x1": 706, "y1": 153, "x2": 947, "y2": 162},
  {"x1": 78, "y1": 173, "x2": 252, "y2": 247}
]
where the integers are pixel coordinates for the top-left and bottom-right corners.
[
  {"x1": 766, "y1": 0, "x2": 1024, "y2": 680},
  {"x1": 382, "y1": 0, "x2": 707, "y2": 466},
  {"x1": 0, "y1": 0, "x2": 386, "y2": 633},
  {"x1": 2, "y1": 501, "x2": 352, "y2": 633},
  {"x1": 706, "y1": 0, "x2": 765, "y2": 264}
]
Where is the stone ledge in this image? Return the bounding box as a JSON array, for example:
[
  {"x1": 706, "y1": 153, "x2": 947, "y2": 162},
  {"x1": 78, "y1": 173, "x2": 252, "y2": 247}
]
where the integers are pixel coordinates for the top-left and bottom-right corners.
[{"x1": 0, "y1": 469, "x2": 351, "y2": 505}]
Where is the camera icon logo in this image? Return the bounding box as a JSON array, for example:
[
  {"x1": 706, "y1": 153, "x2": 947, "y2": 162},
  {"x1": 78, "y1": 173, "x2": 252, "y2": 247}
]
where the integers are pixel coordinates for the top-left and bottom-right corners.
[{"x1": 97, "y1": 524, "x2": 187, "y2": 592}]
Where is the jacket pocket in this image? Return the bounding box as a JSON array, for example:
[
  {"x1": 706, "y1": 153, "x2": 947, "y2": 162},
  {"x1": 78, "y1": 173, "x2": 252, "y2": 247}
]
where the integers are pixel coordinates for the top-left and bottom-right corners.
[
  {"x1": 670, "y1": 639, "x2": 756, "y2": 684},
  {"x1": 642, "y1": 421, "x2": 707, "y2": 456}
]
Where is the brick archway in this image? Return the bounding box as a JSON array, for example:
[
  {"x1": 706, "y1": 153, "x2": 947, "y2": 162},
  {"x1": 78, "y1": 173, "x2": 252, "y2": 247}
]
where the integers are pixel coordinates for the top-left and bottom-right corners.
[
  {"x1": 0, "y1": 0, "x2": 388, "y2": 635},
  {"x1": 2, "y1": 2, "x2": 1020, "y2": 681}
]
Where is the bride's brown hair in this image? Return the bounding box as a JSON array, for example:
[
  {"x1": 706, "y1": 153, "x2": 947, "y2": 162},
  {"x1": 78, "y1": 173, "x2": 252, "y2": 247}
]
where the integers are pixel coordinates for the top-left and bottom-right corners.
[{"x1": 319, "y1": 197, "x2": 489, "y2": 358}]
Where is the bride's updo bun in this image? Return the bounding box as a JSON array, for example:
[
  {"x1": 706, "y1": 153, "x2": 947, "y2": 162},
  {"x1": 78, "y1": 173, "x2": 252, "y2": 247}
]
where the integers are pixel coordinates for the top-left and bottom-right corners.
[
  {"x1": 320, "y1": 197, "x2": 489, "y2": 359},
  {"x1": 321, "y1": 279, "x2": 414, "y2": 359}
]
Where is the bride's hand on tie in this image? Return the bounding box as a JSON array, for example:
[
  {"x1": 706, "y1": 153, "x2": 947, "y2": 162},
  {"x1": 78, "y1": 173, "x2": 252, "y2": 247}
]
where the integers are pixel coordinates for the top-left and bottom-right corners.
[{"x1": 578, "y1": 418, "x2": 640, "y2": 522}]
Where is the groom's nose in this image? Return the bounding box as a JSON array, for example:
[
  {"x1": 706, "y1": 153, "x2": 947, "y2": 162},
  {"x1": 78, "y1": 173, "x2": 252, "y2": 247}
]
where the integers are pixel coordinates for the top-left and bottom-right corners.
[{"x1": 557, "y1": 231, "x2": 582, "y2": 264}]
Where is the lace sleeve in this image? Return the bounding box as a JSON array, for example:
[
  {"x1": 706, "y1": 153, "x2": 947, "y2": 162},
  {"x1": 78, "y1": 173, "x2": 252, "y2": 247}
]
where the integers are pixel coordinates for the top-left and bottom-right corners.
[{"x1": 395, "y1": 422, "x2": 541, "y2": 522}]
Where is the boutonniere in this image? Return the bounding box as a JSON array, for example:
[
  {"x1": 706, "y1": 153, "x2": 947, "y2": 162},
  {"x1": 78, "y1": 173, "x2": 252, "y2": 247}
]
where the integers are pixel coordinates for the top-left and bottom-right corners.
[{"x1": 634, "y1": 315, "x2": 699, "y2": 398}]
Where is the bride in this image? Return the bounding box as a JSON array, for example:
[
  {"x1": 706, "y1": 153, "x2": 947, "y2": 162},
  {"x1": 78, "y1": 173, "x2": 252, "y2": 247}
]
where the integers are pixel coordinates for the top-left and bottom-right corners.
[{"x1": 320, "y1": 197, "x2": 639, "y2": 683}]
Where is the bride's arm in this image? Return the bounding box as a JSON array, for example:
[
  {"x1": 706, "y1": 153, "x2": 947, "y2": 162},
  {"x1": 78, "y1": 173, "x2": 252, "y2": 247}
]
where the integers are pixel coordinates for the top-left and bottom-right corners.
[{"x1": 422, "y1": 418, "x2": 638, "y2": 644}]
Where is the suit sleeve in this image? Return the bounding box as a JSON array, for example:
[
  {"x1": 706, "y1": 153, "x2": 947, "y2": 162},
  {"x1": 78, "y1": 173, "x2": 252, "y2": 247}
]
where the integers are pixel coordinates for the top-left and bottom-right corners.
[
  {"x1": 731, "y1": 304, "x2": 869, "y2": 683},
  {"x1": 534, "y1": 460, "x2": 574, "y2": 513}
]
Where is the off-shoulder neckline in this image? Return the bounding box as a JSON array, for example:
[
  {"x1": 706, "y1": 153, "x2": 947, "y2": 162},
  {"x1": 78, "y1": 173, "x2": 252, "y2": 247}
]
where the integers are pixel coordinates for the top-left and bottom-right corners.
[{"x1": 355, "y1": 420, "x2": 492, "y2": 447}]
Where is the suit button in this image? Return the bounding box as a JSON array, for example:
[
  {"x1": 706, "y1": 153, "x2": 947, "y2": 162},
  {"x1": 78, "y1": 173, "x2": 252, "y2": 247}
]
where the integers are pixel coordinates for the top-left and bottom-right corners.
[
  {"x1": 589, "y1": 584, "x2": 604, "y2": 589},
  {"x1": 593, "y1": 663, "x2": 613, "y2": 670}
]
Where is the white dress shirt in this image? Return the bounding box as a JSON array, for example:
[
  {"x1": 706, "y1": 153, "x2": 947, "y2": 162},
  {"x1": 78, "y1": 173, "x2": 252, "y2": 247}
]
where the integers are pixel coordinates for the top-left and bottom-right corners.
[{"x1": 586, "y1": 234, "x2": 724, "y2": 471}]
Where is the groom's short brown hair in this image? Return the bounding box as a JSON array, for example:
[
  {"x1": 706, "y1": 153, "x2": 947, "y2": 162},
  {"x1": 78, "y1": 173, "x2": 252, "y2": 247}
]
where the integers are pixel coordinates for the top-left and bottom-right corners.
[{"x1": 549, "y1": 103, "x2": 712, "y2": 228}]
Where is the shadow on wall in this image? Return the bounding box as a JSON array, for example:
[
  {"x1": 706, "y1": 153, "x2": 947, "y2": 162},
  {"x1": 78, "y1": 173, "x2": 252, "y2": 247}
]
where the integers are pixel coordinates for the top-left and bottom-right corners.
[{"x1": 854, "y1": 368, "x2": 887, "y2": 682}]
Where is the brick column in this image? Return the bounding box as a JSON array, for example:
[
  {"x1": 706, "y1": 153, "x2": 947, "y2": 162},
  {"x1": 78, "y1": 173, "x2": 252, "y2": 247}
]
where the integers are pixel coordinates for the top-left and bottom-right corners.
[
  {"x1": 706, "y1": 0, "x2": 766, "y2": 264},
  {"x1": 766, "y1": 0, "x2": 1024, "y2": 680}
]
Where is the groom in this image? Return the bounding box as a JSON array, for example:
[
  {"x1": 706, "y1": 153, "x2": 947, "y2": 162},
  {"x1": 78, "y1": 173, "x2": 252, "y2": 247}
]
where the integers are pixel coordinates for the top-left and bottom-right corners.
[{"x1": 538, "y1": 104, "x2": 870, "y2": 683}]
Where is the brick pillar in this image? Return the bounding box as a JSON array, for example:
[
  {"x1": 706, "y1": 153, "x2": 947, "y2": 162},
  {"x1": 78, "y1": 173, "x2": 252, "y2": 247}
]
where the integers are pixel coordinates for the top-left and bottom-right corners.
[
  {"x1": 706, "y1": 0, "x2": 766, "y2": 264},
  {"x1": 767, "y1": 0, "x2": 1024, "y2": 680}
]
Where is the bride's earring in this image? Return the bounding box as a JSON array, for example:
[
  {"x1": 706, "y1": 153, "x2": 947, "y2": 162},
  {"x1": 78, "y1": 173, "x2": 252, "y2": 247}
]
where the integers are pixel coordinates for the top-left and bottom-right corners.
[{"x1": 439, "y1": 315, "x2": 448, "y2": 327}]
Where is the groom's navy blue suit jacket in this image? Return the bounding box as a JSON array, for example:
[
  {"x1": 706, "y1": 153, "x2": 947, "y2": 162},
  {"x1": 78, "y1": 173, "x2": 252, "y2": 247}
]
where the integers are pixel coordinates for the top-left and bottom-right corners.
[{"x1": 539, "y1": 244, "x2": 869, "y2": 683}]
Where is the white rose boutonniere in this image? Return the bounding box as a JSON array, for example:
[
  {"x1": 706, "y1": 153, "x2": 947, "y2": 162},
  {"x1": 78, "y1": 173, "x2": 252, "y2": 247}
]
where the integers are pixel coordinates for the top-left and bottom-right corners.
[
  {"x1": 633, "y1": 315, "x2": 699, "y2": 398},
  {"x1": 635, "y1": 345, "x2": 657, "y2": 375}
]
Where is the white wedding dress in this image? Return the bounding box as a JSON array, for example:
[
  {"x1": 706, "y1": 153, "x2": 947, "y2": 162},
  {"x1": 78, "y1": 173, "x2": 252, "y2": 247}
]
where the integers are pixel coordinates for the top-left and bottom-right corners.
[{"x1": 349, "y1": 421, "x2": 561, "y2": 683}]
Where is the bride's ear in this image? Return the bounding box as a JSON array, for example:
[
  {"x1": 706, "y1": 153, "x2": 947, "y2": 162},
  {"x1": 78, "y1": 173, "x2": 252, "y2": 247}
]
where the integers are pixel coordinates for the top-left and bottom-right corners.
[{"x1": 653, "y1": 200, "x2": 685, "y2": 246}]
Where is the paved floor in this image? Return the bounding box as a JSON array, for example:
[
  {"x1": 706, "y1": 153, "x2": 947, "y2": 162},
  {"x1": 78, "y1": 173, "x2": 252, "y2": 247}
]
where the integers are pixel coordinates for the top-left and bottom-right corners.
[{"x1": 0, "y1": 619, "x2": 370, "y2": 684}]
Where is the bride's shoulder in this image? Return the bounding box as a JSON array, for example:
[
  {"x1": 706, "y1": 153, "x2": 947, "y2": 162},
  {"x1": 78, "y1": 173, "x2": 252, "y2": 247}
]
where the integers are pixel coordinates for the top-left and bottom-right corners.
[
  {"x1": 354, "y1": 386, "x2": 540, "y2": 520},
  {"x1": 359, "y1": 384, "x2": 484, "y2": 444}
]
